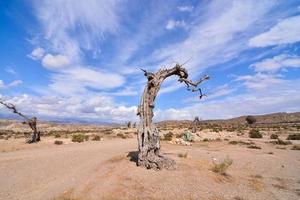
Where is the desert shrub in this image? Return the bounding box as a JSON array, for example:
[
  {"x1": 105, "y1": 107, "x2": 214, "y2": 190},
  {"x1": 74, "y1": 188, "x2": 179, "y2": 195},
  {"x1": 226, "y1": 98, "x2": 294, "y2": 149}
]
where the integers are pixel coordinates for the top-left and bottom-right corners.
[
  {"x1": 92, "y1": 135, "x2": 101, "y2": 141},
  {"x1": 212, "y1": 156, "x2": 233, "y2": 175},
  {"x1": 246, "y1": 115, "x2": 257, "y2": 125},
  {"x1": 54, "y1": 140, "x2": 63, "y2": 145},
  {"x1": 183, "y1": 131, "x2": 194, "y2": 142},
  {"x1": 286, "y1": 134, "x2": 300, "y2": 140},
  {"x1": 291, "y1": 145, "x2": 300, "y2": 150},
  {"x1": 117, "y1": 133, "x2": 127, "y2": 139},
  {"x1": 164, "y1": 132, "x2": 174, "y2": 141},
  {"x1": 270, "y1": 134, "x2": 278, "y2": 139},
  {"x1": 54, "y1": 133, "x2": 61, "y2": 138},
  {"x1": 203, "y1": 138, "x2": 209, "y2": 142},
  {"x1": 270, "y1": 139, "x2": 292, "y2": 145},
  {"x1": 249, "y1": 129, "x2": 262, "y2": 138},
  {"x1": 72, "y1": 133, "x2": 86, "y2": 143},
  {"x1": 177, "y1": 152, "x2": 188, "y2": 158},
  {"x1": 247, "y1": 144, "x2": 261, "y2": 149},
  {"x1": 84, "y1": 135, "x2": 89, "y2": 141},
  {"x1": 229, "y1": 140, "x2": 238, "y2": 145}
]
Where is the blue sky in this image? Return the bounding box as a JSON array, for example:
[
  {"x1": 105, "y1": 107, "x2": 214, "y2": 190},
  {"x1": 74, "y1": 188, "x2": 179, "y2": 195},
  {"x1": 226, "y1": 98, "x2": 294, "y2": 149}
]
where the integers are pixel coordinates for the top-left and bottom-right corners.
[{"x1": 1, "y1": 0, "x2": 300, "y2": 123}]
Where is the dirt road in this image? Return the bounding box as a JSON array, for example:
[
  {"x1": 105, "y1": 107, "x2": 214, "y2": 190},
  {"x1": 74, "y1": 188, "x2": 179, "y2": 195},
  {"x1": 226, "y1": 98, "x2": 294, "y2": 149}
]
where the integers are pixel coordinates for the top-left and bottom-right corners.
[
  {"x1": 0, "y1": 138, "x2": 137, "y2": 200},
  {"x1": 0, "y1": 137, "x2": 300, "y2": 200}
]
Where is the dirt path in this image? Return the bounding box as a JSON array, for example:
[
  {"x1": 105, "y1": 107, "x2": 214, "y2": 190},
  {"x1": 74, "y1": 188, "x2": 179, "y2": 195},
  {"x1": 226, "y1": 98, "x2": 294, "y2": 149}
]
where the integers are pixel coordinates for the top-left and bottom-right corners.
[
  {"x1": 0, "y1": 138, "x2": 137, "y2": 200},
  {"x1": 0, "y1": 138, "x2": 300, "y2": 200}
]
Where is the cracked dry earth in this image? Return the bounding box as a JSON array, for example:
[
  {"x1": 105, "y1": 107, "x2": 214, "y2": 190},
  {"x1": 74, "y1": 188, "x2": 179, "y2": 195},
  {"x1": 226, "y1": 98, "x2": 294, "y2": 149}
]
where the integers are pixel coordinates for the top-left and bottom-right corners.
[{"x1": 0, "y1": 137, "x2": 299, "y2": 200}]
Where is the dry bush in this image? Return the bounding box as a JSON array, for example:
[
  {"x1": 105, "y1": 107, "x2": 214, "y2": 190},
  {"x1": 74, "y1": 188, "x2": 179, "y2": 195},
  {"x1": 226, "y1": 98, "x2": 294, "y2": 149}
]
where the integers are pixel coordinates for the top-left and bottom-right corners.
[
  {"x1": 163, "y1": 132, "x2": 173, "y2": 141},
  {"x1": 177, "y1": 152, "x2": 188, "y2": 158},
  {"x1": 249, "y1": 129, "x2": 262, "y2": 138},
  {"x1": 270, "y1": 134, "x2": 278, "y2": 139},
  {"x1": 212, "y1": 156, "x2": 233, "y2": 175},
  {"x1": 117, "y1": 133, "x2": 127, "y2": 139},
  {"x1": 247, "y1": 144, "x2": 261, "y2": 149},
  {"x1": 291, "y1": 145, "x2": 300, "y2": 150},
  {"x1": 246, "y1": 115, "x2": 257, "y2": 124},
  {"x1": 92, "y1": 135, "x2": 101, "y2": 141},
  {"x1": 54, "y1": 140, "x2": 63, "y2": 145},
  {"x1": 53, "y1": 133, "x2": 61, "y2": 138},
  {"x1": 270, "y1": 139, "x2": 292, "y2": 145},
  {"x1": 286, "y1": 134, "x2": 300, "y2": 140},
  {"x1": 72, "y1": 133, "x2": 86, "y2": 143}
]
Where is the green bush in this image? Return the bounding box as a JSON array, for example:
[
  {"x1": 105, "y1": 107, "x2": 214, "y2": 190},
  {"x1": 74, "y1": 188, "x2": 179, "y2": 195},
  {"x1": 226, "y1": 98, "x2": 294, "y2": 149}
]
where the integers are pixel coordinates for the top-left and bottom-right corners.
[
  {"x1": 286, "y1": 134, "x2": 300, "y2": 140},
  {"x1": 72, "y1": 133, "x2": 86, "y2": 143},
  {"x1": 249, "y1": 129, "x2": 262, "y2": 138},
  {"x1": 245, "y1": 115, "x2": 257, "y2": 125},
  {"x1": 183, "y1": 131, "x2": 194, "y2": 142},
  {"x1": 270, "y1": 134, "x2": 278, "y2": 139}
]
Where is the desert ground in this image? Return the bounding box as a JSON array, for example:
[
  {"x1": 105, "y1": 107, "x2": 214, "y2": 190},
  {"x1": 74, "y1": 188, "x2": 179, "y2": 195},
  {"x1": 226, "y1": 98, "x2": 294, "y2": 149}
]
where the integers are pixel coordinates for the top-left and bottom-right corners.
[{"x1": 0, "y1": 117, "x2": 300, "y2": 200}]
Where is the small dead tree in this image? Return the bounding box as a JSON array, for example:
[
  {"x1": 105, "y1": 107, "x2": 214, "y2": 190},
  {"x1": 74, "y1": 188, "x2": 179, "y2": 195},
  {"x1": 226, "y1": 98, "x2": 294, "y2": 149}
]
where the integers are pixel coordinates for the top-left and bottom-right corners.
[
  {"x1": 190, "y1": 116, "x2": 200, "y2": 133},
  {"x1": 137, "y1": 64, "x2": 209, "y2": 170},
  {"x1": 0, "y1": 101, "x2": 40, "y2": 143}
]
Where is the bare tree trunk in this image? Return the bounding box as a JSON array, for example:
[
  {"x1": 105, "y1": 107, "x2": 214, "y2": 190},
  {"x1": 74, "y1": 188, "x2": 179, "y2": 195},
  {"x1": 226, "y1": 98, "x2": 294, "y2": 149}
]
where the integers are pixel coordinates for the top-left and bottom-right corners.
[
  {"x1": 0, "y1": 101, "x2": 40, "y2": 143},
  {"x1": 137, "y1": 64, "x2": 209, "y2": 170}
]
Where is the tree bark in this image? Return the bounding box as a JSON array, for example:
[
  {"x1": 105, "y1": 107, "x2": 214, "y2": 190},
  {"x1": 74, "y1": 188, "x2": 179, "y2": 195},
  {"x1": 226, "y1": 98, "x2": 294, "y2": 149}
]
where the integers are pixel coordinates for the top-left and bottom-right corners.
[{"x1": 137, "y1": 64, "x2": 209, "y2": 170}]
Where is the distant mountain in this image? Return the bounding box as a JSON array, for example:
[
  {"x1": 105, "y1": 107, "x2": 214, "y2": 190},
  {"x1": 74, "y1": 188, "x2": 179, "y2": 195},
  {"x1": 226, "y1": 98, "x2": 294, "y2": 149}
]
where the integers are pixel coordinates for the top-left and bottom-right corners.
[{"x1": 157, "y1": 112, "x2": 300, "y2": 127}]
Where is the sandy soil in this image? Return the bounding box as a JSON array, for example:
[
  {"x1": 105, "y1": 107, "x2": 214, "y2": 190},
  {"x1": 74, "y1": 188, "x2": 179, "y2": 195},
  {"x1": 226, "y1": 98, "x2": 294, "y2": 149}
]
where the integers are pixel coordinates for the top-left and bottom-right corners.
[{"x1": 0, "y1": 137, "x2": 299, "y2": 200}]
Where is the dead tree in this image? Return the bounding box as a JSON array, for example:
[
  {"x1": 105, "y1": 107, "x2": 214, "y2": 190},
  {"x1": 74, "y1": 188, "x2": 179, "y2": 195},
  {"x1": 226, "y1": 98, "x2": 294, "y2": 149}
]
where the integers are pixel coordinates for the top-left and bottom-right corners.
[
  {"x1": 0, "y1": 101, "x2": 40, "y2": 143},
  {"x1": 137, "y1": 64, "x2": 209, "y2": 170},
  {"x1": 190, "y1": 116, "x2": 200, "y2": 133}
]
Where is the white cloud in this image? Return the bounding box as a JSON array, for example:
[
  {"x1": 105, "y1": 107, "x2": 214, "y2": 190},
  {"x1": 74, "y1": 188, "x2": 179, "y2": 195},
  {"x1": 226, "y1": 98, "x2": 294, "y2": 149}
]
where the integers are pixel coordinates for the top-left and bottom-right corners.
[
  {"x1": 0, "y1": 80, "x2": 22, "y2": 89},
  {"x1": 154, "y1": 78, "x2": 300, "y2": 120},
  {"x1": 8, "y1": 80, "x2": 23, "y2": 87},
  {"x1": 27, "y1": 47, "x2": 45, "y2": 60},
  {"x1": 48, "y1": 67, "x2": 125, "y2": 95},
  {"x1": 250, "y1": 54, "x2": 300, "y2": 72},
  {"x1": 166, "y1": 19, "x2": 187, "y2": 30},
  {"x1": 33, "y1": 0, "x2": 121, "y2": 61},
  {"x1": 177, "y1": 5, "x2": 194, "y2": 12},
  {"x1": 42, "y1": 54, "x2": 71, "y2": 69},
  {"x1": 5, "y1": 67, "x2": 17, "y2": 75},
  {"x1": 0, "y1": 94, "x2": 138, "y2": 123},
  {"x1": 150, "y1": 1, "x2": 276, "y2": 75},
  {"x1": 249, "y1": 15, "x2": 300, "y2": 47}
]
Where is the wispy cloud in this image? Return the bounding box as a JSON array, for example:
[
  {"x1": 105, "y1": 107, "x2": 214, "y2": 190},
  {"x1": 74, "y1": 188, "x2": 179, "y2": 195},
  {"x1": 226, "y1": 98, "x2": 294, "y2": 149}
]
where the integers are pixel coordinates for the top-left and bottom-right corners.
[
  {"x1": 249, "y1": 15, "x2": 300, "y2": 47},
  {"x1": 250, "y1": 54, "x2": 300, "y2": 72}
]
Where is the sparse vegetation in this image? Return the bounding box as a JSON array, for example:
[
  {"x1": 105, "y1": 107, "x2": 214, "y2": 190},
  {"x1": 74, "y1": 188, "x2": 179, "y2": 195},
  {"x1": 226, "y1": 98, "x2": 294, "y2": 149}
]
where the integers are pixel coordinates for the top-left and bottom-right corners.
[
  {"x1": 54, "y1": 133, "x2": 61, "y2": 138},
  {"x1": 92, "y1": 135, "x2": 101, "y2": 141},
  {"x1": 247, "y1": 144, "x2": 261, "y2": 149},
  {"x1": 291, "y1": 145, "x2": 300, "y2": 150},
  {"x1": 246, "y1": 115, "x2": 257, "y2": 125},
  {"x1": 286, "y1": 134, "x2": 300, "y2": 140},
  {"x1": 183, "y1": 131, "x2": 194, "y2": 142},
  {"x1": 117, "y1": 133, "x2": 127, "y2": 139},
  {"x1": 270, "y1": 134, "x2": 278, "y2": 139},
  {"x1": 177, "y1": 152, "x2": 188, "y2": 158},
  {"x1": 249, "y1": 129, "x2": 262, "y2": 138},
  {"x1": 54, "y1": 140, "x2": 63, "y2": 145},
  {"x1": 212, "y1": 156, "x2": 233, "y2": 175},
  {"x1": 72, "y1": 133, "x2": 86, "y2": 143},
  {"x1": 163, "y1": 132, "x2": 174, "y2": 141},
  {"x1": 270, "y1": 139, "x2": 292, "y2": 145}
]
